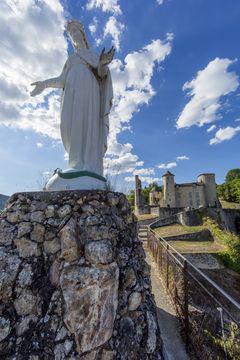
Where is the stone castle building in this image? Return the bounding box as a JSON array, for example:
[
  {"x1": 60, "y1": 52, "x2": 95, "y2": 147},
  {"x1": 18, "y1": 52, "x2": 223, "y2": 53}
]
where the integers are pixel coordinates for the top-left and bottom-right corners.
[{"x1": 149, "y1": 171, "x2": 219, "y2": 208}]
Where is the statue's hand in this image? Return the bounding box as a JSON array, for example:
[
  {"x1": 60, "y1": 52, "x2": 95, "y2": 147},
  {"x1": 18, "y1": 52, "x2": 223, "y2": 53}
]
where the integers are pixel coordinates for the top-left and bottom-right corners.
[
  {"x1": 30, "y1": 81, "x2": 46, "y2": 97},
  {"x1": 99, "y1": 46, "x2": 115, "y2": 66}
]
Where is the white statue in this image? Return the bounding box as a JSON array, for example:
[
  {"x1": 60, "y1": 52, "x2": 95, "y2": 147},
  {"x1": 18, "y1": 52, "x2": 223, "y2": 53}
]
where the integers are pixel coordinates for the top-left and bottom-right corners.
[{"x1": 31, "y1": 20, "x2": 114, "y2": 190}]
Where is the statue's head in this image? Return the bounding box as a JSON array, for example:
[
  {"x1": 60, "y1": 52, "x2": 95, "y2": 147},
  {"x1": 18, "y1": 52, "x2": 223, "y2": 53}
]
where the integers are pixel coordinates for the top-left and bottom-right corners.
[{"x1": 67, "y1": 20, "x2": 90, "y2": 50}]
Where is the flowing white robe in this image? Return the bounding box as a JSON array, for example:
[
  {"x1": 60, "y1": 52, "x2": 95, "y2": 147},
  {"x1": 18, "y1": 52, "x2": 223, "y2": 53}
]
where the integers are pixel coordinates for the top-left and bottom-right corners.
[{"x1": 59, "y1": 48, "x2": 113, "y2": 176}]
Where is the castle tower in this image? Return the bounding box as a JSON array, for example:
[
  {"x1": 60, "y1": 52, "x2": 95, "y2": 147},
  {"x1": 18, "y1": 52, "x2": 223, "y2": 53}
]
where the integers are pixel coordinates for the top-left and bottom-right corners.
[
  {"x1": 197, "y1": 173, "x2": 218, "y2": 207},
  {"x1": 135, "y1": 175, "x2": 142, "y2": 214},
  {"x1": 162, "y1": 171, "x2": 176, "y2": 207}
]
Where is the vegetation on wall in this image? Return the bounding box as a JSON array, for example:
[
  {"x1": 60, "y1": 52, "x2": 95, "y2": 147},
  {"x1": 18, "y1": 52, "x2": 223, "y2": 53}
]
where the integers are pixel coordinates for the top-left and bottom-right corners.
[
  {"x1": 203, "y1": 217, "x2": 240, "y2": 274},
  {"x1": 217, "y1": 168, "x2": 240, "y2": 204}
]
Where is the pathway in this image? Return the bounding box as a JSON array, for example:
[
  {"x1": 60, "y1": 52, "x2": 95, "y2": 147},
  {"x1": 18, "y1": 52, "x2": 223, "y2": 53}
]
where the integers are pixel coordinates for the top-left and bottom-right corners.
[{"x1": 144, "y1": 248, "x2": 189, "y2": 360}]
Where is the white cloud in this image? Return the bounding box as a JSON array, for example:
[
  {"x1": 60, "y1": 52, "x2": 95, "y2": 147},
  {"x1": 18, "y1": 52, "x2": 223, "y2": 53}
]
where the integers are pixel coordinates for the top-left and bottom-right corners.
[
  {"x1": 86, "y1": 0, "x2": 121, "y2": 15},
  {"x1": 89, "y1": 16, "x2": 98, "y2": 35},
  {"x1": 176, "y1": 155, "x2": 189, "y2": 161},
  {"x1": 106, "y1": 35, "x2": 173, "y2": 174},
  {"x1": 207, "y1": 124, "x2": 217, "y2": 133},
  {"x1": 157, "y1": 162, "x2": 177, "y2": 169},
  {"x1": 133, "y1": 168, "x2": 155, "y2": 176},
  {"x1": 36, "y1": 142, "x2": 43, "y2": 148},
  {"x1": 103, "y1": 16, "x2": 125, "y2": 51},
  {"x1": 210, "y1": 126, "x2": 240, "y2": 145},
  {"x1": 124, "y1": 176, "x2": 161, "y2": 184},
  {"x1": 156, "y1": 0, "x2": 165, "y2": 4},
  {"x1": 177, "y1": 58, "x2": 239, "y2": 129},
  {"x1": 0, "y1": 0, "x2": 67, "y2": 139},
  {"x1": 104, "y1": 150, "x2": 144, "y2": 176}
]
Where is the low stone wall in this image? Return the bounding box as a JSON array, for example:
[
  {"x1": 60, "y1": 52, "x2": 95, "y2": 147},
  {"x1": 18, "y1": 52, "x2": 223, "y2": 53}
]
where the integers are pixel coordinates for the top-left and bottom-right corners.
[
  {"x1": 164, "y1": 229, "x2": 212, "y2": 242},
  {"x1": 150, "y1": 207, "x2": 183, "y2": 219},
  {"x1": 0, "y1": 191, "x2": 162, "y2": 359},
  {"x1": 150, "y1": 215, "x2": 178, "y2": 228},
  {"x1": 177, "y1": 210, "x2": 202, "y2": 227},
  {"x1": 135, "y1": 205, "x2": 150, "y2": 215}
]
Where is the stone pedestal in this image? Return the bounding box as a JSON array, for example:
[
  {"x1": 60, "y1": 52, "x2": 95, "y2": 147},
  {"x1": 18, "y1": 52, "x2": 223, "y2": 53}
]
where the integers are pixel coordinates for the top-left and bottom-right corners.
[
  {"x1": 0, "y1": 190, "x2": 162, "y2": 359},
  {"x1": 45, "y1": 169, "x2": 107, "y2": 191}
]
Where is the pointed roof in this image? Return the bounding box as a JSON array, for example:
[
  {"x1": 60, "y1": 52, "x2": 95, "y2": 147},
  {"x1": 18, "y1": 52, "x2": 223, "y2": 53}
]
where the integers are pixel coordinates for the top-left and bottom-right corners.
[{"x1": 162, "y1": 171, "x2": 174, "y2": 177}]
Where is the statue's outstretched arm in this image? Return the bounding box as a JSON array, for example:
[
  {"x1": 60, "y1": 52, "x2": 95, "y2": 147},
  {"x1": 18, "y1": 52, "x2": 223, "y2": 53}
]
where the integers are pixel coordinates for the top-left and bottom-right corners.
[
  {"x1": 98, "y1": 46, "x2": 115, "y2": 78},
  {"x1": 30, "y1": 60, "x2": 68, "y2": 97}
]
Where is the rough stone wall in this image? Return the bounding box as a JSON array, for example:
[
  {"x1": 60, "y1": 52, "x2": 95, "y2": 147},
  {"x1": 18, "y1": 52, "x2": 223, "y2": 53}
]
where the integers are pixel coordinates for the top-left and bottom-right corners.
[{"x1": 0, "y1": 190, "x2": 162, "y2": 359}]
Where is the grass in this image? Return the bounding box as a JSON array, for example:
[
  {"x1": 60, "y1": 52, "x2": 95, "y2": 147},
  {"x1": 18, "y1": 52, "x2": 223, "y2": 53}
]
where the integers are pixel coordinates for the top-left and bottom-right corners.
[
  {"x1": 154, "y1": 223, "x2": 226, "y2": 254},
  {"x1": 154, "y1": 224, "x2": 206, "y2": 237},
  {"x1": 168, "y1": 240, "x2": 225, "y2": 253},
  {"x1": 216, "y1": 251, "x2": 240, "y2": 274},
  {"x1": 153, "y1": 219, "x2": 240, "y2": 274},
  {"x1": 135, "y1": 213, "x2": 159, "y2": 221},
  {"x1": 220, "y1": 200, "x2": 240, "y2": 209}
]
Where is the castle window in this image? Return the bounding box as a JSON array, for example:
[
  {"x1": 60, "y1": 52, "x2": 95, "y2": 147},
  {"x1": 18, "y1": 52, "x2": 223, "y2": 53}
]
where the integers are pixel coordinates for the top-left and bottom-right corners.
[{"x1": 188, "y1": 192, "x2": 192, "y2": 198}]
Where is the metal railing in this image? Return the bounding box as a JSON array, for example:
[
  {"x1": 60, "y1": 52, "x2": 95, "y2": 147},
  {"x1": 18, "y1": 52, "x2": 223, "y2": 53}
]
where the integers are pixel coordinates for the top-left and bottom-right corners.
[{"x1": 147, "y1": 228, "x2": 240, "y2": 360}]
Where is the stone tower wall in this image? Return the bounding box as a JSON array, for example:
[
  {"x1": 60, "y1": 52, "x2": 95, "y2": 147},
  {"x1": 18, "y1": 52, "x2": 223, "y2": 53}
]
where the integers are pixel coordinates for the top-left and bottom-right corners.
[
  {"x1": 197, "y1": 173, "x2": 218, "y2": 207},
  {"x1": 134, "y1": 175, "x2": 141, "y2": 214},
  {"x1": 163, "y1": 174, "x2": 176, "y2": 207}
]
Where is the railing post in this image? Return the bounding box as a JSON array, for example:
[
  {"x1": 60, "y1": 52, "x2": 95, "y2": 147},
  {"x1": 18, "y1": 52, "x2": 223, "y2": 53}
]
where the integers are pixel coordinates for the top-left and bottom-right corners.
[
  {"x1": 183, "y1": 260, "x2": 189, "y2": 348},
  {"x1": 147, "y1": 228, "x2": 149, "y2": 250},
  {"x1": 166, "y1": 244, "x2": 169, "y2": 289},
  {"x1": 160, "y1": 242, "x2": 163, "y2": 273}
]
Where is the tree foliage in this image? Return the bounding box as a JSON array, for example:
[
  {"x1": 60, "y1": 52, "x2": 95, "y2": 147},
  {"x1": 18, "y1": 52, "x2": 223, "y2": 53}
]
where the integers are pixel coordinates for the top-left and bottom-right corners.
[
  {"x1": 127, "y1": 190, "x2": 135, "y2": 208},
  {"x1": 217, "y1": 168, "x2": 240, "y2": 204},
  {"x1": 226, "y1": 168, "x2": 240, "y2": 182}
]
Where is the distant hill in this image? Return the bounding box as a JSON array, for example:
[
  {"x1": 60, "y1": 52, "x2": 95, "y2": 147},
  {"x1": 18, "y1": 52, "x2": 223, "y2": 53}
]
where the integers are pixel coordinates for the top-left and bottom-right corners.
[{"x1": 0, "y1": 194, "x2": 9, "y2": 210}]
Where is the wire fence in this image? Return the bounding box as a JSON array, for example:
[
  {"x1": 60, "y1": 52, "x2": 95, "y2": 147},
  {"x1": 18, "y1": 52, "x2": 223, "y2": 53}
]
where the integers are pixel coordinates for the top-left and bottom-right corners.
[{"x1": 147, "y1": 228, "x2": 240, "y2": 360}]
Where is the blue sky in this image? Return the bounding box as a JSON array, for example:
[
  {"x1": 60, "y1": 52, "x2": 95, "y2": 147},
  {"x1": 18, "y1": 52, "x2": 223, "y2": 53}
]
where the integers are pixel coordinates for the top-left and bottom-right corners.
[{"x1": 0, "y1": 0, "x2": 240, "y2": 195}]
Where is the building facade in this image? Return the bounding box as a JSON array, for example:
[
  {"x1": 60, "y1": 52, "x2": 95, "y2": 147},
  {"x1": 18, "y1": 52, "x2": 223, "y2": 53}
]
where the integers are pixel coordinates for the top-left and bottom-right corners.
[{"x1": 149, "y1": 171, "x2": 219, "y2": 209}]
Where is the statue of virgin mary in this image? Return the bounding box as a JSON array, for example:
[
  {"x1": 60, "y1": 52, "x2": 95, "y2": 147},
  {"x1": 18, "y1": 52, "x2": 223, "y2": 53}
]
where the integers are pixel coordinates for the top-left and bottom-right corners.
[{"x1": 31, "y1": 20, "x2": 114, "y2": 190}]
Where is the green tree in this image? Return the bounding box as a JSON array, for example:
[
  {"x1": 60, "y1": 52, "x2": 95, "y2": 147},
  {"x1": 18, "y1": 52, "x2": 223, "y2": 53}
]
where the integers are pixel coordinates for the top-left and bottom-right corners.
[
  {"x1": 226, "y1": 168, "x2": 240, "y2": 183},
  {"x1": 217, "y1": 168, "x2": 240, "y2": 204},
  {"x1": 127, "y1": 190, "x2": 135, "y2": 208}
]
